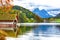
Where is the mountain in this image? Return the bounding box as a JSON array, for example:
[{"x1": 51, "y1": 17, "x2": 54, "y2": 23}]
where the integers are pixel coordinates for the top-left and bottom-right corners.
[
  {"x1": 12, "y1": 6, "x2": 44, "y2": 35},
  {"x1": 33, "y1": 8, "x2": 53, "y2": 18},
  {"x1": 55, "y1": 13, "x2": 60, "y2": 18},
  {"x1": 12, "y1": 6, "x2": 43, "y2": 23},
  {"x1": 47, "y1": 9, "x2": 60, "y2": 11},
  {"x1": 0, "y1": 5, "x2": 44, "y2": 36}
]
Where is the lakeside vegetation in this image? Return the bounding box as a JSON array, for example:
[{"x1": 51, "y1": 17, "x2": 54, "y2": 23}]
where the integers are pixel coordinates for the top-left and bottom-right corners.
[
  {"x1": 12, "y1": 5, "x2": 43, "y2": 36},
  {"x1": 0, "y1": 5, "x2": 60, "y2": 37},
  {"x1": 0, "y1": 5, "x2": 43, "y2": 37}
]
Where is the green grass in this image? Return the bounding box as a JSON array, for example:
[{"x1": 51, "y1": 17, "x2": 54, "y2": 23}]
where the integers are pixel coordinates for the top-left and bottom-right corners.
[{"x1": 55, "y1": 18, "x2": 60, "y2": 23}]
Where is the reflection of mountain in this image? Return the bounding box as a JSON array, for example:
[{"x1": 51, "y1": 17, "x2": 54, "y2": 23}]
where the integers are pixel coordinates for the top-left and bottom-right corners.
[{"x1": 33, "y1": 8, "x2": 53, "y2": 18}]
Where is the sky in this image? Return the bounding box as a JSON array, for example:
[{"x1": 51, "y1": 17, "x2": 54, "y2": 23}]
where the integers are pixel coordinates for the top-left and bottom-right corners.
[
  {"x1": 13, "y1": 0, "x2": 60, "y2": 11},
  {"x1": 0, "y1": 0, "x2": 60, "y2": 11}
]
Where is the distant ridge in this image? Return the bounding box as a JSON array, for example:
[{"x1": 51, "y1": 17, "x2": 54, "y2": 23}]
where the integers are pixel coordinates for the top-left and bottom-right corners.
[
  {"x1": 47, "y1": 9, "x2": 60, "y2": 11},
  {"x1": 55, "y1": 13, "x2": 60, "y2": 18},
  {"x1": 33, "y1": 8, "x2": 53, "y2": 18}
]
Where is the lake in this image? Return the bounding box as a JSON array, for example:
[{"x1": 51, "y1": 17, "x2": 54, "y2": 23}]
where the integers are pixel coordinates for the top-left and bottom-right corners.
[{"x1": 33, "y1": 25, "x2": 60, "y2": 40}]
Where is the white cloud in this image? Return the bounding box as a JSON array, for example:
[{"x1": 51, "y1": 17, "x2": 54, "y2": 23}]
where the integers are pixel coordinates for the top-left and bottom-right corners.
[
  {"x1": 13, "y1": 0, "x2": 60, "y2": 7},
  {"x1": 12, "y1": 0, "x2": 60, "y2": 11}
]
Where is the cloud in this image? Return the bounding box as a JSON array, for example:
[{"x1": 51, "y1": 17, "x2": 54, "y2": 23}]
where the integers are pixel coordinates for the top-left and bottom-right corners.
[{"x1": 13, "y1": 0, "x2": 60, "y2": 11}]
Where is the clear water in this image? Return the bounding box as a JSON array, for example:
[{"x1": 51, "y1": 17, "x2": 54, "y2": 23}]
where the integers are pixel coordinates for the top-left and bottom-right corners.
[
  {"x1": 33, "y1": 25, "x2": 60, "y2": 40},
  {"x1": 7, "y1": 25, "x2": 60, "y2": 40}
]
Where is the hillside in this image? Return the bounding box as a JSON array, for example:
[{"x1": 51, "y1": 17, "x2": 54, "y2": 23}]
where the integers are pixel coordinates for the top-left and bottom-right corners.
[
  {"x1": 0, "y1": 5, "x2": 43, "y2": 37},
  {"x1": 12, "y1": 5, "x2": 43, "y2": 23},
  {"x1": 12, "y1": 5, "x2": 43, "y2": 35}
]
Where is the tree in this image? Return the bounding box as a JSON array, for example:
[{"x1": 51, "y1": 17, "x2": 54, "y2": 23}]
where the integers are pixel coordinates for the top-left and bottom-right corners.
[{"x1": 0, "y1": 0, "x2": 13, "y2": 6}]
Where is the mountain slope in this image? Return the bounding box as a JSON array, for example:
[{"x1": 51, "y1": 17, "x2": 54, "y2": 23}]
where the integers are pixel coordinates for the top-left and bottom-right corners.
[{"x1": 12, "y1": 5, "x2": 43, "y2": 23}]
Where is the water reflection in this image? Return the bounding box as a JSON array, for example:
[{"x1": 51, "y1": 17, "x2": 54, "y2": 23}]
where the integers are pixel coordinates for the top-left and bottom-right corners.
[{"x1": 33, "y1": 25, "x2": 60, "y2": 37}]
